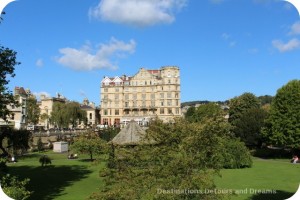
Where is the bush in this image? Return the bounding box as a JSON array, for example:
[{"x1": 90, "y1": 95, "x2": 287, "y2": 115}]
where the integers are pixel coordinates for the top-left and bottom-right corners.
[
  {"x1": 1, "y1": 174, "x2": 31, "y2": 200},
  {"x1": 221, "y1": 138, "x2": 253, "y2": 169},
  {"x1": 39, "y1": 155, "x2": 51, "y2": 167}
]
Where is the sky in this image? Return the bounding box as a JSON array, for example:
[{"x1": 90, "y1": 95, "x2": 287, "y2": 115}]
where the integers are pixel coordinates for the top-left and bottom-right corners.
[{"x1": 1, "y1": 0, "x2": 300, "y2": 105}]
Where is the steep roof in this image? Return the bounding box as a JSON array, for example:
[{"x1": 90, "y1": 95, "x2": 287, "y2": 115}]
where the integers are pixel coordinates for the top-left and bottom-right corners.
[{"x1": 111, "y1": 120, "x2": 148, "y2": 146}]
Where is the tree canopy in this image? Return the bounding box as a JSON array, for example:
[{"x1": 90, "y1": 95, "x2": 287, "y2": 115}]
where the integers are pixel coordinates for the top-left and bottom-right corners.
[
  {"x1": 50, "y1": 101, "x2": 86, "y2": 128},
  {"x1": 0, "y1": 46, "x2": 20, "y2": 120},
  {"x1": 26, "y1": 96, "x2": 40, "y2": 125},
  {"x1": 262, "y1": 80, "x2": 300, "y2": 148}
]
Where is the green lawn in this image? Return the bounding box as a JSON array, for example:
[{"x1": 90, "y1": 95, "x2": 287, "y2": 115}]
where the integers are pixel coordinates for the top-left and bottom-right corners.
[
  {"x1": 6, "y1": 152, "x2": 105, "y2": 200},
  {"x1": 215, "y1": 157, "x2": 300, "y2": 200},
  {"x1": 6, "y1": 154, "x2": 300, "y2": 200}
]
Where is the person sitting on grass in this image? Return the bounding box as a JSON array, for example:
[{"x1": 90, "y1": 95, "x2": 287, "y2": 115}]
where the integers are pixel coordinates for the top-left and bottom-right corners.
[{"x1": 291, "y1": 155, "x2": 299, "y2": 164}]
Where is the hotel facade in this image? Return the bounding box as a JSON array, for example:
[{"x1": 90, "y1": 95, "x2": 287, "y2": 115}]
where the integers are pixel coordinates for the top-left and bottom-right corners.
[{"x1": 100, "y1": 66, "x2": 181, "y2": 126}]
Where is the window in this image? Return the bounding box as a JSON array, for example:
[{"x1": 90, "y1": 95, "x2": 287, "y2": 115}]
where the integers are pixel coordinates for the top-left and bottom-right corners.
[
  {"x1": 115, "y1": 94, "x2": 119, "y2": 100},
  {"x1": 160, "y1": 108, "x2": 165, "y2": 114},
  {"x1": 142, "y1": 94, "x2": 146, "y2": 100},
  {"x1": 115, "y1": 88, "x2": 119, "y2": 92},
  {"x1": 167, "y1": 100, "x2": 172, "y2": 106},
  {"x1": 151, "y1": 94, "x2": 155, "y2": 99},
  {"x1": 125, "y1": 102, "x2": 129, "y2": 108},
  {"x1": 161, "y1": 101, "x2": 164, "y2": 106},
  {"x1": 167, "y1": 92, "x2": 172, "y2": 98},
  {"x1": 160, "y1": 93, "x2": 164, "y2": 99},
  {"x1": 125, "y1": 94, "x2": 129, "y2": 100},
  {"x1": 151, "y1": 101, "x2": 155, "y2": 107},
  {"x1": 115, "y1": 109, "x2": 119, "y2": 115},
  {"x1": 133, "y1": 94, "x2": 137, "y2": 100},
  {"x1": 168, "y1": 108, "x2": 172, "y2": 114},
  {"x1": 104, "y1": 109, "x2": 108, "y2": 115},
  {"x1": 89, "y1": 113, "x2": 92, "y2": 120}
]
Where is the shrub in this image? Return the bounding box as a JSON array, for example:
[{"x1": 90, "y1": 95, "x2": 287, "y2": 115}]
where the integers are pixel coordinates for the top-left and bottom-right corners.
[
  {"x1": 39, "y1": 155, "x2": 51, "y2": 167},
  {"x1": 221, "y1": 138, "x2": 253, "y2": 169},
  {"x1": 1, "y1": 174, "x2": 31, "y2": 200}
]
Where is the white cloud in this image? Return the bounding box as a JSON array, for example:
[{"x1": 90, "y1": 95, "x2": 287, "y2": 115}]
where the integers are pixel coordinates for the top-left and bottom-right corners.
[
  {"x1": 272, "y1": 38, "x2": 300, "y2": 52},
  {"x1": 56, "y1": 37, "x2": 136, "y2": 71},
  {"x1": 289, "y1": 21, "x2": 300, "y2": 35},
  {"x1": 89, "y1": 0, "x2": 187, "y2": 27},
  {"x1": 33, "y1": 91, "x2": 51, "y2": 99},
  {"x1": 36, "y1": 58, "x2": 44, "y2": 67}
]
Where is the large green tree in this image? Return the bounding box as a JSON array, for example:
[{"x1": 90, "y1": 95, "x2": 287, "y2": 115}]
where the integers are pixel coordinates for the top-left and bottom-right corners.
[
  {"x1": 262, "y1": 80, "x2": 300, "y2": 148},
  {"x1": 71, "y1": 132, "x2": 107, "y2": 161},
  {"x1": 0, "y1": 46, "x2": 20, "y2": 120},
  {"x1": 50, "y1": 101, "x2": 86, "y2": 128},
  {"x1": 228, "y1": 93, "x2": 266, "y2": 146},
  {"x1": 186, "y1": 103, "x2": 225, "y2": 123},
  {"x1": 91, "y1": 118, "x2": 251, "y2": 199},
  {"x1": 26, "y1": 96, "x2": 40, "y2": 125},
  {"x1": 228, "y1": 92, "x2": 261, "y2": 126}
]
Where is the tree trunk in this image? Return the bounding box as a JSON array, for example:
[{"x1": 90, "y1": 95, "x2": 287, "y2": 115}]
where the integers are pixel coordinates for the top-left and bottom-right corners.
[{"x1": 90, "y1": 151, "x2": 93, "y2": 161}]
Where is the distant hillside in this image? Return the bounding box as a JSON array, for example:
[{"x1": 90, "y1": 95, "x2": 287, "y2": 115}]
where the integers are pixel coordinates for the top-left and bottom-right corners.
[
  {"x1": 181, "y1": 100, "x2": 228, "y2": 107},
  {"x1": 181, "y1": 95, "x2": 273, "y2": 108}
]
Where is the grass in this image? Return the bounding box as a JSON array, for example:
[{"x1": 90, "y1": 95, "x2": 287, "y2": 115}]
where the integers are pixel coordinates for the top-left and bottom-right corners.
[
  {"x1": 5, "y1": 153, "x2": 300, "y2": 200},
  {"x1": 215, "y1": 157, "x2": 300, "y2": 200},
  {"x1": 6, "y1": 151, "x2": 105, "y2": 200}
]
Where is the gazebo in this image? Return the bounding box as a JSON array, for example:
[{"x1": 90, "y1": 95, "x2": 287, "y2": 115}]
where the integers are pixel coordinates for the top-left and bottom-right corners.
[{"x1": 111, "y1": 120, "x2": 149, "y2": 146}]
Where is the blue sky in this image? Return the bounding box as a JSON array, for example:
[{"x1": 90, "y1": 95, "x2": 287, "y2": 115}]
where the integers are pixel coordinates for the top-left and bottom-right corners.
[{"x1": 1, "y1": 0, "x2": 300, "y2": 104}]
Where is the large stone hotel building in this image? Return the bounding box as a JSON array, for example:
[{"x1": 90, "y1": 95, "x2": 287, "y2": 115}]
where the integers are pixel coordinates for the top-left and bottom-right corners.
[{"x1": 100, "y1": 66, "x2": 181, "y2": 126}]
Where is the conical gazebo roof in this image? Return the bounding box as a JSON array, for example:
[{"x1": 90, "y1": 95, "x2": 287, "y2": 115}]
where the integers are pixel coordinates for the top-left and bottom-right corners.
[{"x1": 111, "y1": 120, "x2": 148, "y2": 146}]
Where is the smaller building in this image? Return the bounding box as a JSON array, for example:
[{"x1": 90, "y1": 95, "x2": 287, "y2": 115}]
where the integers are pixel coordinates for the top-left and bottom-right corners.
[
  {"x1": 80, "y1": 98, "x2": 100, "y2": 127},
  {"x1": 53, "y1": 141, "x2": 68, "y2": 153}
]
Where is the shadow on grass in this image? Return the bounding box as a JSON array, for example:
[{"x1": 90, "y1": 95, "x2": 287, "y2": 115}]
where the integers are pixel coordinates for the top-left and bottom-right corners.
[
  {"x1": 8, "y1": 165, "x2": 92, "y2": 200},
  {"x1": 248, "y1": 190, "x2": 294, "y2": 200}
]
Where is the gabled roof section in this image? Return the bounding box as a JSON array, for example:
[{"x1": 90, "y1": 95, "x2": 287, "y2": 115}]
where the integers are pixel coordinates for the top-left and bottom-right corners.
[
  {"x1": 101, "y1": 76, "x2": 112, "y2": 84},
  {"x1": 112, "y1": 76, "x2": 123, "y2": 83},
  {"x1": 131, "y1": 68, "x2": 158, "y2": 80}
]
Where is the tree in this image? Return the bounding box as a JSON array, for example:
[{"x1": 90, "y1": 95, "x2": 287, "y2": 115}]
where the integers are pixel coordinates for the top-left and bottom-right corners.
[
  {"x1": 228, "y1": 92, "x2": 261, "y2": 127},
  {"x1": 26, "y1": 96, "x2": 40, "y2": 125},
  {"x1": 233, "y1": 108, "x2": 268, "y2": 147},
  {"x1": 262, "y1": 80, "x2": 300, "y2": 148},
  {"x1": 71, "y1": 132, "x2": 107, "y2": 161},
  {"x1": 186, "y1": 103, "x2": 225, "y2": 123},
  {"x1": 65, "y1": 101, "x2": 86, "y2": 128},
  {"x1": 50, "y1": 101, "x2": 86, "y2": 128},
  {"x1": 0, "y1": 128, "x2": 32, "y2": 157},
  {"x1": 91, "y1": 118, "x2": 251, "y2": 199},
  {"x1": 0, "y1": 45, "x2": 20, "y2": 120}
]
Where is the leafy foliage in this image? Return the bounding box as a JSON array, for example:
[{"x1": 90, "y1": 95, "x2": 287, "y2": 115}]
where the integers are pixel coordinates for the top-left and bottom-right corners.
[
  {"x1": 1, "y1": 174, "x2": 31, "y2": 200},
  {"x1": 185, "y1": 103, "x2": 225, "y2": 123},
  {"x1": 26, "y1": 96, "x2": 40, "y2": 125},
  {"x1": 233, "y1": 108, "x2": 268, "y2": 147},
  {"x1": 228, "y1": 93, "x2": 266, "y2": 146},
  {"x1": 0, "y1": 128, "x2": 32, "y2": 157},
  {"x1": 262, "y1": 80, "x2": 300, "y2": 148},
  {"x1": 39, "y1": 155, "x2": 52, "y2": 167},
  {"x1": 50, "y1": 101, "x2": 86, "y2": 128},
  {"x1": 228, "y1": 92, "x2": 260, "y2": 127},
  {"x1": 91, "y1": 117, "x2": 250, "y2": 199},
  {"x1": 0, "y1": 46, "x2": 20, "y2": 120},
  {"x1": 220, "y1": 138, "x2": 252, "y2": 169},
  {"x1": 71, "y1": 132, "x2": 108, "y2": 161}
]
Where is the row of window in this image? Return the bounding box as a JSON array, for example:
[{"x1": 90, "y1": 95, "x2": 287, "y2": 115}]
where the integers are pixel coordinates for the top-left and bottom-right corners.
[
  {"x1": 103, "y1": 85, "x2": 180, "y2": 93},
  {"x1": 102, "y1": 99, "x2": 180, "y2": 107},
  {"x1": 102, "y1": 108, "x2": 180, "y2": 116},
  {"x1": 102, "y1": 92, "x2": 179, "y2": 101}
]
